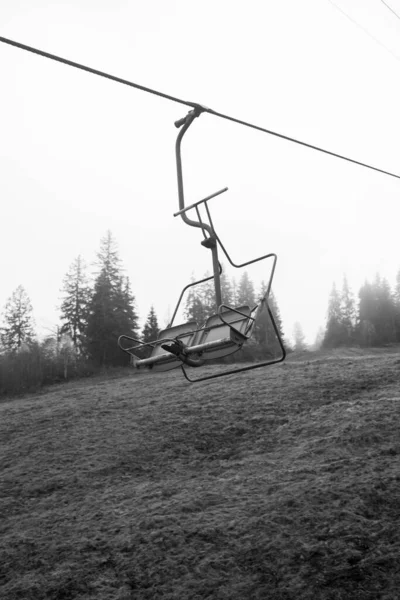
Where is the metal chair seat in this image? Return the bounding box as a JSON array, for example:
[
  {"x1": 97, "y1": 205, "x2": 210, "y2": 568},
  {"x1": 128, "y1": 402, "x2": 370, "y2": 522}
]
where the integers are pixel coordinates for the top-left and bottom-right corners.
[
  {"x1": 184, "y1": 305, "x2": 252, "y2": 359},
  {"x1": 136, "y1": 321, "x2": 199, "y2": 371}
]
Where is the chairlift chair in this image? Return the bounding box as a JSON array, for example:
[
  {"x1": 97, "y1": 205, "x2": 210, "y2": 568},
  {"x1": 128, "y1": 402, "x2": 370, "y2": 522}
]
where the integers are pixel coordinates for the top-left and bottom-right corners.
[{"x1": 118, "y1": 106, "x2": 286, "y2": 382}]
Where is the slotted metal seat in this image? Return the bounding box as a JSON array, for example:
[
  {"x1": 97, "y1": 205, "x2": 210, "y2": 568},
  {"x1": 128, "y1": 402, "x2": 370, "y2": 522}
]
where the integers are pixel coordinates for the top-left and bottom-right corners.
[
  {"x1": 118, "y1": 321, "x2": 199, "y2": 371},
  {"x1": 145, "y1": 321, "x2": 199, "y2": 371},
  {"x1": 185, "y1": 306, "x2": 252, "y2": 359}
]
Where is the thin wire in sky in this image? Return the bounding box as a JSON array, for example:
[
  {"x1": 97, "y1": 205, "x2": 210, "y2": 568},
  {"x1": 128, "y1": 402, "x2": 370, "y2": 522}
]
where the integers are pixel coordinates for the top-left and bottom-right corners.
[
  {"x1": 0, "y1": 34, "x2": 400, "y2": 181},
  {"x1": 380, "y1": 0, "x2": 400, "y2": 21},
  {"x1": 327, "y1": 0, "x2": 400, "y2": 63}
]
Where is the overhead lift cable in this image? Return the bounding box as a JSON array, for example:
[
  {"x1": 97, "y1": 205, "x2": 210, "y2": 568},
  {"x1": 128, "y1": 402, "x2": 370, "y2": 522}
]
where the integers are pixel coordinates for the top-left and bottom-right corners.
[
  {"x1": 1, "y1": 35, "x2": 400, "y2": 181},
  {"x1": 327, "y1": 0, "x2": 400, "y2": 64},
  {"x1": 380, "y1": 0, "x2": 400, "y2": 22}
]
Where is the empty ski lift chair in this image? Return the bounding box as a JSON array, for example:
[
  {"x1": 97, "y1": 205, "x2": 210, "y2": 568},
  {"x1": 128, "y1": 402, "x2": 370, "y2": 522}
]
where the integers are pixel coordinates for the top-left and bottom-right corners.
[{"x1": 118, "y1": 106, "x2": 286, "y2": 382}]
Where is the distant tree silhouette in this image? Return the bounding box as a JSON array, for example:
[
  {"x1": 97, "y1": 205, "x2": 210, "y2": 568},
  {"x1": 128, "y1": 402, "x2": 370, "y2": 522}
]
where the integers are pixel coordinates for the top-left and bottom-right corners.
[
  {"x1": 1, "y1": 285, "x2": 35, "y2": 352},
  {"x1": 200, "y1": 272, "x2": 218, "y2": 319},
  {"x1": 341, "y1": 276, "x2": 356, "y2": 344},
  {"x1": 60, "y1": 255, "x2": 91, "y2": 354},
  {"x1": 254, "y1": 282, "x2": 285, "y2": 355},
  {"x1": 293, "y1": 321, "x2": 307, "y2": 351},
  {"x1": 323, "y1": 283, "x2": 345, "y2": 348},
  {"x1": 142, "y1": 306, "x2": 161, "y2": 343},
  {"x1": 372, "y1": 275, "x2": 396, "y2": 344},
  {"x1": 86, "y1": 231, "x2": 139, "y2": 366},
  {"x1": 358, "y1": 276, "x2": 396, "y2": 346},
  {"x1": 311, "y1": 326, "x2": 325, "y2": 351},
  {"x1": 220, "y1": 268, "x2": 234, "y2": 307},
  {"x1": 394, "y1": 268, "x2": 400, "y2": 341},
  {"x1": 236, "y1": 271, "x2": 256, "y2": 307},
  {"x1": 184, "y1": 274, "x2": 209, "y2": 326},
  {"x1": 358, "y1": 280, "x2": 376, "y2": 346}
]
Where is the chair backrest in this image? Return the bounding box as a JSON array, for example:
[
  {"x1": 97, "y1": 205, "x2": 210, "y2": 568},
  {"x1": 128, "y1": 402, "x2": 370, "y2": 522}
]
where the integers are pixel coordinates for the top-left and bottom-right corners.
[
  {"x1": 190, "y1": 306, "x2": 251, "y2": 360},
  {"x1": 203, "y1": 306, "x2": 251, "y2": 341}
]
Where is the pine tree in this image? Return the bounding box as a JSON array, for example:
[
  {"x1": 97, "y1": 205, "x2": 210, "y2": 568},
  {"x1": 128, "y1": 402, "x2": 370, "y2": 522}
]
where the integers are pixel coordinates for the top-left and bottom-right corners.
[
  {"x1": 323, "y1": 282, "x2": 345, "y2": 348},
  {"x1": 236, "y1": 271, "x2": 256, "y2": 307},
  {"x1": 394, "y1": 269, "x2": 400, "y2": 341},
  {"x1": 220, "y1": 267, "x2": 233, "y2": 307},
  {"x1": 254, "y1": 282, "x2": 285, "y2": 356},
  {"x1": 312, "y1": 326, "x2": 325, "y2": 351},
  {"x1": 394, "y1": 269, "x2": 400, "y2": 306},
  {"x1": 231, "y1": 277, "x2": 238, "y2": 307},
  {"x1": 200, "y1": 272, "x2": 217, "y2": 319},
  {"x1": 1, "y1": 285, "x2": 35, "y2": 352},
  {"x1": 358, "y1": 281, "x2": 376, "y2": 346},
  {"x1": 374, "y1": 276, "x2": 396, "y2": 344},
  {"x1": 86, "y1": 231, "x2": 139, "y2": 366},
  {"x1": 358, "y1": 276, "x2": 396, "y2": 346},
  {"x1": 293, "y1": 321, "x2": 307, "y2": 351},
  {"x1": 142, "y1": 306, "x2": 161, "y2": 343},
  {"x1": 60, "y1": 255, "x2": 91, "y2": 354},
  {"x1": 341, "y1": 276, "x2": 356, "y2": 345},
  {"x1": 184, "y1": 274, "x2": 209, "y2": 325},
  {"x1": 117, "y1": 277, "x2": 139, "y2": 335}
]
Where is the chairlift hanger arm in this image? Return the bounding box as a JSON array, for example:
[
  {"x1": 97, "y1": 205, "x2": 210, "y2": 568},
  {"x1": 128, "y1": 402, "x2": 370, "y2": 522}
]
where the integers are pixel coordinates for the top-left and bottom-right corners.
[
  {"x1": 175, "y1": 108, "x2": 223, "y2": 309},
  {"x1": 175, "y1": 107, "x2": 214, "y2": 237}
]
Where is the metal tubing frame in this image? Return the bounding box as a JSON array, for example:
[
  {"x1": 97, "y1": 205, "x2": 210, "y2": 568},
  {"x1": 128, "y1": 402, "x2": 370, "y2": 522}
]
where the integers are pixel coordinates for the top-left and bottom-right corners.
[
  {"x1": 168, "y1": 265, "x2": 222, "y2": 328},
  {"x1": 118, "y1": 108, "x2": 286, "y2": 381},
  {"x1": 173, "y1": 108, "x2": 278, "y2": 325},
  {"x1": 175, "y1": 108, "x2": 222, "y2": 309},
  {"x1": 179, "y1": 304, "x2": 286, "y2": 383}
]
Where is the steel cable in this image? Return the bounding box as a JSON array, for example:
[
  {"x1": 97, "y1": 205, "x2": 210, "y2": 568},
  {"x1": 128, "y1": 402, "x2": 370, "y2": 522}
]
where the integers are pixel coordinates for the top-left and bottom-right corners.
[{"x1": 1, "y1": 35, "x2": 400, "y2": 181}]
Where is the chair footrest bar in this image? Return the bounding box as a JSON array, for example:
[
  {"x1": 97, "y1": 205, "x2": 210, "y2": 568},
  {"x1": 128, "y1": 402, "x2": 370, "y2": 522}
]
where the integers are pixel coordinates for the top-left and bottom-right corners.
[
  {"x1": 186, "y1": 333, "x2": 246, "y2": 355},
  {"x1": 135, "y1": 352, "x2": 178, "y2": 367}
]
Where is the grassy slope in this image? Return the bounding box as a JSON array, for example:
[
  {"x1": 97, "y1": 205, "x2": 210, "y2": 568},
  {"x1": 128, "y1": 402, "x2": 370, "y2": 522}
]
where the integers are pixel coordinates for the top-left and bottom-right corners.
[{"x1": 1, "y1": 350, "x2": 400, "y2": 600}]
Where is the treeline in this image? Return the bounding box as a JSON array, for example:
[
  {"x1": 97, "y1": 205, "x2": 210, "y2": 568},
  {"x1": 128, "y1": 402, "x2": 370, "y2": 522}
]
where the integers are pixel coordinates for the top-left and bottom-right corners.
[
  {"x1": 322, "y1": 272, "x2": 400, "y2": 348},
  {"x1": 0, "y1": 231, "x2": 285, "y2": 396},
  {"x1": 0, "y1": 232, "x2": 141, "y2": 395}
]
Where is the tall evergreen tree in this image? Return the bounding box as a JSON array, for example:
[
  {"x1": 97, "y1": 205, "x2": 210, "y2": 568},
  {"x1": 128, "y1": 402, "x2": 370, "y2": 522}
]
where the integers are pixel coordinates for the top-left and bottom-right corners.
[
  {"x1": 254, "y1": 282, "x2": 285, "y2": 355},
  {"x1": 220, "y1": 267, "x2": 234, "y2": 307},
  {"x1": 117, "y1": 277, "x2": 139, "y2": 334},
  {"x1": 184, "y1": 274, "x2": 209, "y2": 325},
  {"x1": 323, "y1": 282, "x2": 345, "y2": 348},
  {"x1": 373, "y1": 276, "x2": 396, "y2": 344},
  {"x1": 0, "y1": 285, "x2": 35, "y2": 352},
  {"x1": 184, "y1": 271, "x2": 222, "y2": 325},
  {"x1": 340, "y1": 276, "x2": 356, "y2": 344},
  {"x1": 293, "y1": 321, "x2": 307, "y2": 351},
  {"x1": 59, "y1": 255, "x2": 91, "y2": 353},
  {"x1": 312, "y1": 326, "x2": 325, "y2": 351},
  {"x1": 358, "y1": 276, "x2": 396, "y2": 346},
  {"x1": 142, "y1": 306, "x2": 161, "y2": 343},
  {"x1": 200, "y1": 272, "x2": 217, "y2": 319},
  {"x1": 231, "y1": 277, "x2": 238, "y2": 307},
  {"x1": 394, "y1": 269, "x2": 400, "y2": 341},
  {"x1": 358, "y1": 280, "x2": 376, "y2": 346},
  {"x1": 394, "y1": 269, "x2": 400, "y2": 306},
  {"x1": 86, "y1": 231, "x2": 139, "y2": 366},
  {"x1": 236, "y1": 271, "x2": 256, "y2": 307}
]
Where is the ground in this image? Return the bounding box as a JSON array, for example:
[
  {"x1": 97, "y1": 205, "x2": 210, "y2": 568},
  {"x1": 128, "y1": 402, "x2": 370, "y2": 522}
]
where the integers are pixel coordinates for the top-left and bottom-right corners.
[{"x1": 1, "y1": 348, "x2": 400, "y2": 599}]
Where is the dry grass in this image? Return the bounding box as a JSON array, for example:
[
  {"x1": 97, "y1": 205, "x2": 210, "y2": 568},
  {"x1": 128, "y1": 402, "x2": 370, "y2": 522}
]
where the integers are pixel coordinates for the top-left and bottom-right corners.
[{"x1": 1, "y1": 349, "x2": 400, "y2": 599}]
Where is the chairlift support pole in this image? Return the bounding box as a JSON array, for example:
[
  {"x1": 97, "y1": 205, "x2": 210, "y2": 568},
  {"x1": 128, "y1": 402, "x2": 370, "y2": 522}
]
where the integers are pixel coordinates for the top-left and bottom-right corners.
[{"x1": 175, "y1": 107, "x2": 222, "y2": 309}]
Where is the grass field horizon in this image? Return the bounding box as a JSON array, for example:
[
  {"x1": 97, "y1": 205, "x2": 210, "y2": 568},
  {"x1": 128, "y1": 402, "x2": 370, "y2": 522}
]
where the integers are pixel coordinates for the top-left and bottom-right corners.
[{"x1": 1, "y1": 348, "x2": 400, "y2": 599}]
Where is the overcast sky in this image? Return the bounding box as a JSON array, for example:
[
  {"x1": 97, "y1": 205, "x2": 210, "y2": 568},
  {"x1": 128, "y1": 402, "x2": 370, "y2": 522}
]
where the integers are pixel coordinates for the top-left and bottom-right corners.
[{"x1": 1, "y1": 0, "x2": 400, "y2": 343}]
